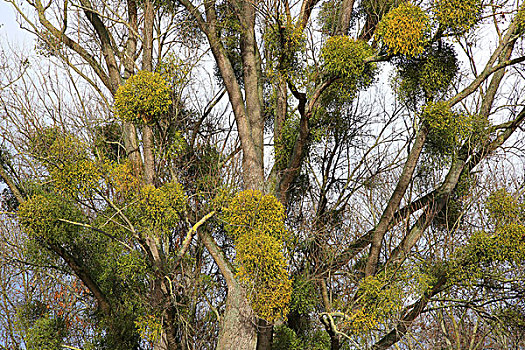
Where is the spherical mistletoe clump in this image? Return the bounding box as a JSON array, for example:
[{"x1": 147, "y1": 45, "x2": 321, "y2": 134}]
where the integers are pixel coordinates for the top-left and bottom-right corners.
[
  {"x1": 376, "y1": 2, "x2": 430, "y2": 57},
  {"x1": 223, "y1": 189, "x2": 288, "y2": 241},
  {"x1": 486, "y1": 189, "x2": 524, "y2": 227},
  {"x1": 450, "y1": 190, "x2": 525, "y2": 282},
  {"x1": 434, "y1": 0, "x2": 482, "y2": 34},
  {"x1": 421, "y1": 101, "x2": 473, "y2": 154},
  {"x1": 108, "y1": 160, "x2": 141, "y2": 200},
  {"x1": 339, "y1": 273, "x2": 403, "y2": 335},
  {"x1": 25, "y1": 316, "x2": 66, "y2": 350},
  {"x1": 29, "y1": 128, "x2": 87, "y2": 163},
  {"x1": 18, "y1": 194, "x2": 83, "y2": 244},
  {"x1": 133, "y1": 182, "x2": 187, "y2": 234},
  {"x1": 223, "y1": 190, "x2": 292, "y2": 322},
  {"x1": 396, "y1": 44, "x2": 458, "y2": 101},
  {"x1": 264, "y1": 17, "x2": 306, "y2": 76},
  {"x1": 460, "y1": 224, "x2": 525, "y2": 269},
  {"x1": 321, "y1": 36, "x2": 375, "y2": 93},
  {"x1": 114, "y1": 71, "x2": 171, "y2": 124},
  {"x1": 51, "y1": 159, "x2": 103, "y2": 197},
  {"x1": 422, "y1": 101, "x2": 456, "y2": 130},
  {"x1": 235, "y1": 232, "x2": 292, "y2": 322}
]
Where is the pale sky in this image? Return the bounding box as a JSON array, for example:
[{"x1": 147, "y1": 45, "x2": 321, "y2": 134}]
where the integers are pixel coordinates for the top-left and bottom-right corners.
[{"x1": 0, "y1": 1, "x2": 34, "y2": 45}]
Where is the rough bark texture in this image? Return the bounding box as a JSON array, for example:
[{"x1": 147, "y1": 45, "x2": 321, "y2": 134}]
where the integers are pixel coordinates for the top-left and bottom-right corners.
[
  {"x1": 335, "y1": 0, "x2": 355, "y2": 35},
  {"x1": 198, "y1": 227, "x2": 257, "y2": 350},
  {"x1": 218, "y1": 286, "x2": 258, "y2": 350},
  {"x1": 142, "y1": 125, "x2": 156, "y2": 185}
]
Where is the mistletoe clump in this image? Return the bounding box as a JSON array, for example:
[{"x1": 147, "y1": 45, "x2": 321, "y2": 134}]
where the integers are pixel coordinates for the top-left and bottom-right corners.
[
  {"x1": 339, "y1": 273, "x2": 403, "y2": 334},
  {"x1": 434, "y1": 0, "x2": 482, "y2": 34},
  {"x1": 18, "y1": 194, "x2": 83, "y2": 244},
  {"x1": 322, "y1": 36, "x2": 375, "y2": 93},
  {"x1": 395, "y1": 44, "x2": 459, "y2": 101},
  {"x1": 448, "y1": 189, "x2": 525, "y2": 285},
  {"x1": 114, "y1": 71, "x2": 172, "y2": 124},
  {"x1": 421, "y1": 101, "x2": 473, "y2": 155},
  {"x1": 223, "y1": 190, "x2": 292, "y2": 322},
  {"x1": 132, "y1": 182, "x2": 187, "y2": 235},
  {"x1": 264, "y1": 17, "x2": 306, "y2": 76},
  {"x1": 485, "y1": 189, "x2": 524, "y2": 227},
  {"x1": 376, "y1": 2, "x2": 430, "y2": 57}
]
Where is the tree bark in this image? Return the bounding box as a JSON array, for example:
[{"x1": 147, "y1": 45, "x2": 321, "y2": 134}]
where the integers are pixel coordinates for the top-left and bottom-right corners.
[
  {"x1": 198, "y1": 228, "x2": 257, "y2": 350},
  {"x1": 256, "y1": 319, "x2": 273, "y2": 350},
  {"x1": 142, "y1": 125, "x2": 156, "y2": 185},
  {"x1": 218, "y1": 286, "x2": 257, "y2": 350},
  {"x1": 335, "y1": 0, "x2": 355, "y2": 35}
]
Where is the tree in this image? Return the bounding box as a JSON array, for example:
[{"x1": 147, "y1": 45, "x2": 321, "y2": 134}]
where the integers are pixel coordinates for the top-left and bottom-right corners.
[{"x1": 1, "y1": 0, "x2": 525, "y2": 349}]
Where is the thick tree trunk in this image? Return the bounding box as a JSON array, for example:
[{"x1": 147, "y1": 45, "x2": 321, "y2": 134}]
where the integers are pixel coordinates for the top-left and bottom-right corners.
[
  {"x1": 330, "y1": 334, "x2": 340, "y2": 350},
  {"x1": 238, "y1": 1, "x2": 264, "y2": 190},
  {"x1": 123, "y1": 122, "x2": 142, "y2": 178},
  {"x1": 256, "y1": 319, "x2": 273, "y2": 350},
  {"x1": 335, "y1": 0, "x2": 355, "y2": 35},
  {"x1": 141, "y1": 0, "x2": 156, "y2": 185},
  {"x1": 198, "y1": 228, "x2": 258, "y2": 350},
  {"x1": 217, "y1": 286, "x2": 257, "y2": 350},
  {"x1": 120, "y1": 0, "x2": 143, "y2": 178},
  {"x1": 142, "y1": 125, "x2": 155, "y2": 185}
]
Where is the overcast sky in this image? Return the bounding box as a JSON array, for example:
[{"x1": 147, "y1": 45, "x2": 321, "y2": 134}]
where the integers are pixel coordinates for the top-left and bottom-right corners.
[{"x1": 0, "y1": 1, "x2": 33, "y2": 45}]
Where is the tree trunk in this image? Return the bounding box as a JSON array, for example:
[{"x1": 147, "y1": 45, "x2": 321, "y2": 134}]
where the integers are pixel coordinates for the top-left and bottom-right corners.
[
  {"x1": 330, "y1": 334, "x2": 340, "y2": 350},
  {"x1": 142, "y1": 125, "x2": 155, "y2": 185},
  {"x1": 256, "y1": 319, "x2": 273, "y2": 350},
  {"x1": 198, "y1": 228, "x2": 257, "y2": 350},
  {"x1": 217, "y1": 285, "x2": 257, "y2": 350}
]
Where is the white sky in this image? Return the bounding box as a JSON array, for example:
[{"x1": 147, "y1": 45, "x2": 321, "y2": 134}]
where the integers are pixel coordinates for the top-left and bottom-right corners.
[{"x1": 0, "y1": 1, "x2": 32, "y2": 44}]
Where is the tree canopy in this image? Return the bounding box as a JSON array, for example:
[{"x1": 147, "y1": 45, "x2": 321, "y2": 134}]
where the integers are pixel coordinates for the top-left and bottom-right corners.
[{"x1": 1, "y1": 0, "x2": 525, "y2": 349}]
